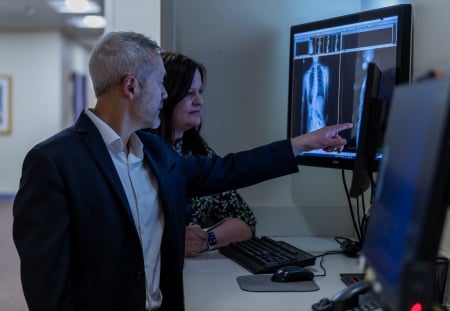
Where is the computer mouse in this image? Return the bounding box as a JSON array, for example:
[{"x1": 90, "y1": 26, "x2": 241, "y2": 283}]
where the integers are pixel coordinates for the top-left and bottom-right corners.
[{"x1": 270, "y1": 265, "x2": 314, "y2": 282}]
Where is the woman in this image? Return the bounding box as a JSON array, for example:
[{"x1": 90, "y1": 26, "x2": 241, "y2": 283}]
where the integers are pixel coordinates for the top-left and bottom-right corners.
[{"x1": 156, "y1": 52, "x2": 256, "y2": 257}]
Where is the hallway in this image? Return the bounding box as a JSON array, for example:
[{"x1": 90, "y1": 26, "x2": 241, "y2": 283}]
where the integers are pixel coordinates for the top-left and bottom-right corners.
[{"x1": 0, "y1": 198, "x2": 27, "y2": 311}]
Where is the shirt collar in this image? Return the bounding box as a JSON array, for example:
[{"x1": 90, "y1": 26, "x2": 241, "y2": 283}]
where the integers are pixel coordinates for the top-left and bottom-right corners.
[{"x1": 84, "y1": 108, "x2": 144, "y2": 159}]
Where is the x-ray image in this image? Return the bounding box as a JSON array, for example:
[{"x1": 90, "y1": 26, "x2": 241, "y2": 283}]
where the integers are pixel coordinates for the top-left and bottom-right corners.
[
  {"x1": 0, "y1": 85, "x2": 3, "y2": 125},
  {"x1": 353, "y1": 49, "x2": 375, "y2": 145},
  {"x1": 302, "y1": 55, "x2": 329, "y2": 132}
]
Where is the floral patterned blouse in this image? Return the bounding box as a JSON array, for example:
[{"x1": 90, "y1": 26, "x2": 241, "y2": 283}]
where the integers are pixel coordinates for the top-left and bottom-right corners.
[{"x1": 174, "y1": 139, "x2": 257, "y2": 233}]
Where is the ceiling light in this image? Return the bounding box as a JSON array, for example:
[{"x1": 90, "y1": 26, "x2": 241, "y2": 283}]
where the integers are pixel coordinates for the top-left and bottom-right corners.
[
  {"x1": 82, "y1": 15, "x2": 106, "y2": 28},
  {"x1": 65, "y1": 0, "x2": 90, "y2": 13},
  {"x1": 67, "y1": 15, "x2": 106, "y2": 28},
  {"x1": 48, "y1": 0, "x2": 101, "y2": 14}
]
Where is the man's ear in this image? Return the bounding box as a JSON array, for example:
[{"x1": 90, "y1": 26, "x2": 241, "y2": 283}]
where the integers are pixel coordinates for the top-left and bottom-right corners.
[{"x1": 122, "y1": 75, "x2": 139, "y2": 99}]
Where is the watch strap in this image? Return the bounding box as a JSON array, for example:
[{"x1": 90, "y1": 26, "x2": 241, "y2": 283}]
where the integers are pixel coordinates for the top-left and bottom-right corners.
[{"x1": 208, "y1": 231, "x2": 217, "y2": 249}]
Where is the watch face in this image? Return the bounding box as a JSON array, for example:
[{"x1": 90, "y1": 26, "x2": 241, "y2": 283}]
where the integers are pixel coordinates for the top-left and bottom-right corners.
[{"x1": 208, "y1": 231, "x2": 217, "y2": 246}]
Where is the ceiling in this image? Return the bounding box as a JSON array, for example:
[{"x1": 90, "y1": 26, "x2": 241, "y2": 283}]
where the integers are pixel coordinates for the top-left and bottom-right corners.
[{"x1": 0, "y1": 0, "x2": 105, "y2": 49}]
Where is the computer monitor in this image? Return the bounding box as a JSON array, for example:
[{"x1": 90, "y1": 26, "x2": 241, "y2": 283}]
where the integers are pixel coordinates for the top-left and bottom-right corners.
[
  {"x1": 360, "y1": 76, "x2": 450, "y2": 311},
  {"x1": 349, "y1": 62, "x2": 384, "y2": 197},
  {"x1": 287, "y1": 4, "x2": 412, "y2": 170}
]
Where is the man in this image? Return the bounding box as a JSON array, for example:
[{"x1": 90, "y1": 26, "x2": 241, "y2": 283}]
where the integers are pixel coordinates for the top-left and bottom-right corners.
[{"x1": 13, "y1": 31, "x2": 352, "y2": 311}]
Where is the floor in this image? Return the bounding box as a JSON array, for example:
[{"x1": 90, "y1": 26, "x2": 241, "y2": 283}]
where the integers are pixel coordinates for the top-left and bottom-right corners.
[{"x1": 0, "y1": 198, "x2": 28, "y2": 311}]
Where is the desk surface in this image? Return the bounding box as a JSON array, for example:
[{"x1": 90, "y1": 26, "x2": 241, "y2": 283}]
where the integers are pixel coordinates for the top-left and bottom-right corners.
[{"x1": 183, "y1": 236, "x2": 362, "y2": 311}]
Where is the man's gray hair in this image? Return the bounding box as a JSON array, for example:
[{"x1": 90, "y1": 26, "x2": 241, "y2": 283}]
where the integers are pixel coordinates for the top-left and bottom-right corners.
[{"x1": 89, "y1": 31, "x2": 162, "y2": 97}]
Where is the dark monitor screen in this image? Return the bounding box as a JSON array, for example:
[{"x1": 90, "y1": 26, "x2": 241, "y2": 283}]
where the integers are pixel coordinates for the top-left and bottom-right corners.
[
  {"x1": 287, "y1": 4, "x2": 412, "y2": 170},
  {"x1": 361, "y1": 76, "x2": 450, "y2": 311}
]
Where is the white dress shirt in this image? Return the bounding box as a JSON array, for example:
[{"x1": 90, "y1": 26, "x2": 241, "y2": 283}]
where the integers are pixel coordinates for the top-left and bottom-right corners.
[{"x1": 85, "y1": 109, "x2": 164, "y2": 310}]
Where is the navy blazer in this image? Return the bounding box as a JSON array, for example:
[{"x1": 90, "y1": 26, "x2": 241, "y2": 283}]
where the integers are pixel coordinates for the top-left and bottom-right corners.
[{"x1": 13, "y1": 112, "x2": 299, "y2": 311}]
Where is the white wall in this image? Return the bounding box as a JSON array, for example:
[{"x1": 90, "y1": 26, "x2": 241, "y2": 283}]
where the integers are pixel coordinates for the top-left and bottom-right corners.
[
  {"x1": 362, "y1": 0, "x2": 450, "y2": 77},
  {"x1": 0, "y1": 31, "x2": 92, "y2": 195},
  {"x1": 0, "y1": 31, "x2": 62, "y2": 193},
  {"x1": 162, "y1": 0, "x2": 450, "y2": 244},
  {"x1": 105, "y1": 0, "x2": 160, "y2": 43},
  {"x1": 162, "y1": 0, "x2": 362, "y2": 236},
  {"x1": 0, "y1": 2, "x2": 160, "y2": 196},
  {"x1": 1, "y1": 1, "x2": 449, "y2": 248}
]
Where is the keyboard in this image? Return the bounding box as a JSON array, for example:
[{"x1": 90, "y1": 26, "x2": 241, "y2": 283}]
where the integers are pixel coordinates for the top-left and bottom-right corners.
[
  {"x1": 219, "y1": 236, "x2": 316, "y2": 274},
  {"x1": 349, "y1": 301, "x2": 382, "y2": 311}
]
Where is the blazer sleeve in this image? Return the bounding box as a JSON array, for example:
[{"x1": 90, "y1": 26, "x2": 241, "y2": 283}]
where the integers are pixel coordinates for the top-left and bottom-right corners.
[
  {"x1": 183, "y1": 139, "x2": 299, "y2": 198},
  {"x1": 13, "y1": 147, "x2": 75, "y2": 311}
]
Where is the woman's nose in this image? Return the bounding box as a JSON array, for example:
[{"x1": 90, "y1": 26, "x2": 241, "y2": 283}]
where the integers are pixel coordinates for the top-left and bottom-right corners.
[{"x1": 193, "y1": 93, "x2": 204, "y2": 105}]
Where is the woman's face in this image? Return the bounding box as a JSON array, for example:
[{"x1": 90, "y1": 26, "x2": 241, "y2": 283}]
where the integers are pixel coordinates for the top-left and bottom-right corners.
[{"x1": 172, "y1": 69, "x2": 204, "y2": 140}]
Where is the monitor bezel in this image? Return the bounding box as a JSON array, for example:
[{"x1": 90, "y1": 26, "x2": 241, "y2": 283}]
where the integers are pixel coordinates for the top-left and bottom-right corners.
[{"x1": 287, "y1": 4, "x2": 413, "y2": 170}]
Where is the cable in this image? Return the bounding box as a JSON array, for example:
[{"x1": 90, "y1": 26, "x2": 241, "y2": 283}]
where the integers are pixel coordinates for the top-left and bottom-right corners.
[
  {"x1": 313, "y1": 250, "x2": 345, "y2": 277},
  {"x1": 342, "y1": 168, "x2": 377, "y2": 244},
  {"x1": 341, "y1": 168, "x2": 362, "y2": 241}
]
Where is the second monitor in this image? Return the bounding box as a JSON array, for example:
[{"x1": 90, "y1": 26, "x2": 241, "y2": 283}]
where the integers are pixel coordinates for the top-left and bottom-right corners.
[
  {"x1": 349, "y1": 62, "x2": 384, "y2": 197},
  {"x1": 361, "y1": 75, "x2": 450, "y2": 311}
]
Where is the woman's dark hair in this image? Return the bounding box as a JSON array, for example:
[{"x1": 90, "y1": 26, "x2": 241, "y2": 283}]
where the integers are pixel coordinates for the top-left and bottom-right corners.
[{"x1": 156, "y1": 52, "x2": 208, "y2": 155}]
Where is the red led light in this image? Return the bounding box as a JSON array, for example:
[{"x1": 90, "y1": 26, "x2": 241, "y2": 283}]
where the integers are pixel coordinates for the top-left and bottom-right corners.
[{"x1": 410, "y1": 303, "x2": 422, "y2": 311}]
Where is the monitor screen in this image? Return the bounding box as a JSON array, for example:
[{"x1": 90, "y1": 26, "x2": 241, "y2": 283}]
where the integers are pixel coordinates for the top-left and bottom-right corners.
[
  {"x1": 287, "y1": 4, "x2": 412, "y2": 170},
  {"x1": 349, "y1": 62, "x2": 383, "y2": 197},
  {"x1": 361, "y1": 76, "x2": 450, "y2": 311}
]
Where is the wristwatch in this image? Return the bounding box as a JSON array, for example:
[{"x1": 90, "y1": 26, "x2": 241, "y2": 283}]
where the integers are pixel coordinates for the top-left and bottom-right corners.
[{"x1": 207, "y1": 231, "x2": 217, "y2": 249}]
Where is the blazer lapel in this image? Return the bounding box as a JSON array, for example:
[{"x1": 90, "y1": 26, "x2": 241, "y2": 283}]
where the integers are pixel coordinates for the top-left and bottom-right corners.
[
  {"x1": 142, "y1": 148, "x2": 174, "y2": 217},
  {"x1": 140, "y1": 143, "x2": 183, "y2": 238},
  {"x1": 74, "y1": 113, "x2": 136, "y2": 226}
]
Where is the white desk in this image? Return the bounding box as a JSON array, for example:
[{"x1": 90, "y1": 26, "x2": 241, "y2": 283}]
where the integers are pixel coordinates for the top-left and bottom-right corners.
[{"x1": 183, "y1": 236, "x2": 362, "y2": 311}]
